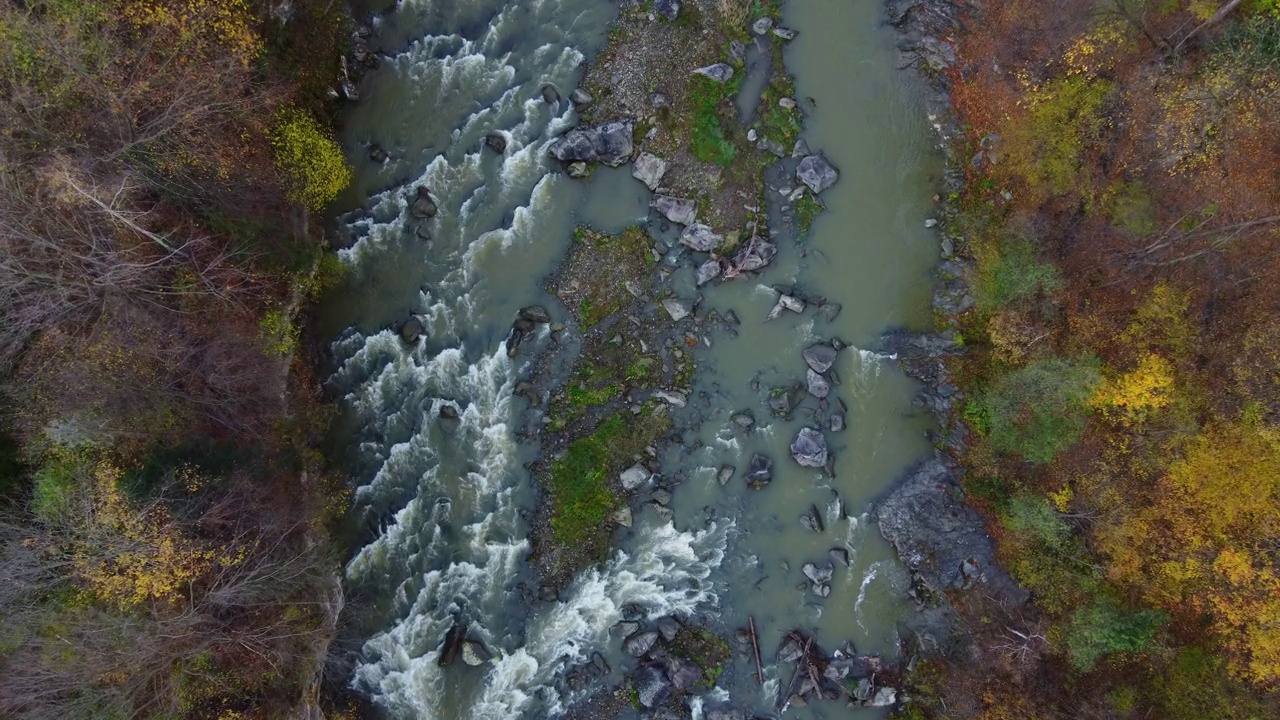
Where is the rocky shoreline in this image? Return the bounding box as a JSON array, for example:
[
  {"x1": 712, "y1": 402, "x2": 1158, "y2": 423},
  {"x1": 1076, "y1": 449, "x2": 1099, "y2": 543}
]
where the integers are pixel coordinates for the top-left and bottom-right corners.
[{"x1": 872, "y1": 0, "x2": 1029, "y2": 672}]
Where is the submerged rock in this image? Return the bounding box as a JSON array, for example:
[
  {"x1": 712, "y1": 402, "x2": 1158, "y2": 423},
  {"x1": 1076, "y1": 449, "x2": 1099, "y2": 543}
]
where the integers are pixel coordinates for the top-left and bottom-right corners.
[
  {"x1": 796, "y1": 153, "x2": 840, "y2": 194},
  {"x1": 549, "y1": 119, "x2": 634, "y2": 167},
  {"x1": 800, "y1": 504, "x2": 825, "y2": 533},
  {"x1": 679, "y1": 223, "x2": 722, "y2": 252},
  {"x1": 791, "y1": 427, "x2": 829, "y2": 468},
  {"x1": 652, "y1": 194, "x2": 697, "y2": 225},
  {"x1": 567, "y1": 161, "x2": 590, "y2": 179},
  {"x1": 633, "y1": 152, "x2": 668, "y2": 191},
  {"x1": 693, "y1": 63, "x2": 735, "y2": 83},
  {"x1": 745, "y1": 453, "x2": 773, "y2": 488},
  {"x1": 731, "y1": 411, "x2": 755, "y2": 429}
]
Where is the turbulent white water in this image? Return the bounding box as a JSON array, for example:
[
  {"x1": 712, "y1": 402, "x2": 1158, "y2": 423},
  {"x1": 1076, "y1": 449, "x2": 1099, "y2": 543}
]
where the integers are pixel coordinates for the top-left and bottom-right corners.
[{"x1": 329, "y1": 1, "x2": 736, "y2": 717}]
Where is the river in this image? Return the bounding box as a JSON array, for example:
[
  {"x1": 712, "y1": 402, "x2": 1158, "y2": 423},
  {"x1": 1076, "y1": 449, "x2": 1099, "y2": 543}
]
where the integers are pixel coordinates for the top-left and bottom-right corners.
[{"x1": 323, "y1": 0, "x2": 942, "y2": 718}]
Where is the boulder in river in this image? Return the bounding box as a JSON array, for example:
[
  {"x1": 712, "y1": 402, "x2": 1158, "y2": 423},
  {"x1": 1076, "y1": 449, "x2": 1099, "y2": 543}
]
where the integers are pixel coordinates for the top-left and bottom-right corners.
[
  {"x1": 437, "y1": 624, "x2": 466, "y2": 666},
  {"x1": 717, "y1": 464, "x2": 736, "y2": 485},
  {"x1": 731, "y1": 235, "x2": 776, "y2": 273},
  {"x1": 803, "y1": 562, "x2": 834, "y2": 584},
  {"x1": 654, "y1": 0, "x2": 680, "y2": 20},
  {"x1": 705, "y1": 704, "x2": 746, "y2": 720},
  {"x1": 745, "y1": 453, "x2": 773, "y2": 488},
  {"x1": 399, "y1": 317, "x2": 425, "y2": 344},
  {"x1": 519, "y1": 305, "x2": 552, "y2": 323},
  {"x1": 541, "y1": 84, "x2": 560, "y2": 103},
  {"x1": 796, "y1": 153, "x2": 839, "y2": 194},
  {"x1": 806, "y1": 368, "x2": 831, "y2": 398},
  {"x1": 620, "y1": 463, "x2": 651, "y2": 490},
  {"x1": 800, "y1": 503, "x2": 825, "y2": 532},
  {"x1": 732, "y1": 411, "x2": 755, "y2": 429},
  {"x1": 624, "y1": 629, "x2": 659, "y2": 657},
  {"x1": 679, "y1": 223, "x2": 722, "y2": 252},
  {"x1": 484, "y1": 132, "x2": 507, "y2": 154},
  {"x1": 829, "y1": 412, "x2": 846, "y2": 432},
  {"x1": 652, "y1": 194, "x2": 697, "y2": 225},
  {"x1": 767, "y1": 294, "x2": 805, "y2": 320},
  {"x1": 634, "y1": 665, "x2": 672, "y2": 708},
  {"x1": 656, "y1": 616, "x2": 681, "y2": 641},
  {"x1": 696, "y1": 259, "x2": 722, "y2": 286},
  {"x1": 693, "y1": 63, "x2": 735, "y2": 83},
  {"x1": 633, "y1": 152, "x2": 668, "y2": 191},
  {"x1": 410, "y1": 186, "x2": 438, "y2": 218},
  {"x1": 790, "y1": 427, "x2": 829, "y2": 467},
  {"x1": 803, "y1": 343, "x2": 839, "y2": 373},
  {"x1": 548, "y1": 119, "x2": 634, "y2": 167},
  {"x1": 461, "y1": 639, "x2": 491, "y2": 666}
]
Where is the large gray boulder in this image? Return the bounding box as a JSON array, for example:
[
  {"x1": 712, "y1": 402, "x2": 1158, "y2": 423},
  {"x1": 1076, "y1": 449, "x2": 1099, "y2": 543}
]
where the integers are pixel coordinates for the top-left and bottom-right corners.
[
  {"x1": 696, "y1": 260, "x2": 721, "y2": 286},
  {"x1": 633, "y1": 152, "x2": 668, "y2": 191},
  {"x1": 624, "y1": 629, "x2": 659, "y2": 657},
  {"x1": 731, "y1": 236, "x2": 776, "y2": 272},
  {"x1": 652, "y1": 194, "x2": 696, "y2": 225},
  {"x1": 654, "y1": 0, "x2": 680, "y2": 20},
  {"x1": 796, "y1": 153, "x2": 839, "y2": 194},
  {"x1": 679, "y1": 223, "x2": 722, "y2": 252},
  {"x1": 634, "y1": 665, "x2": 672, "y2": 708},
  {"x1": 410, "y1": 186, "x2": 438, "y2": 218},
  {"x1": 664, "y1": 656, "x2": 702, "y2": 692},
  {"x1": 693, "y1": 63, "x2": 735, "y2": 83},
  {"x1": 806, "y1": 369, "x2": 831, "y2": 398},
  {"x1": 790, "y1": 427, "x2": 828, "y2": 468},
  {"x1": 876, "y1": 457, "x2": 1029, "y2": 604},
  {"x1": 549, "y1": 120, "x2": 635, "y2": 167},
  {"x1": 803, "y1": 343, "x2": 839, "y2": 373}
]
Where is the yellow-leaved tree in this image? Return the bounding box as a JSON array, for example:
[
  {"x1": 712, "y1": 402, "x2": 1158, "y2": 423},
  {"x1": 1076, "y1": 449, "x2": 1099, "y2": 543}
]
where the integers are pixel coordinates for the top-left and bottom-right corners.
[
  {"x1": 1097, "y1": 422, "x2": 1280, "y2": 683},
  {"x1": 271, "y1": 107, "x2": 353, "y2": 211}
]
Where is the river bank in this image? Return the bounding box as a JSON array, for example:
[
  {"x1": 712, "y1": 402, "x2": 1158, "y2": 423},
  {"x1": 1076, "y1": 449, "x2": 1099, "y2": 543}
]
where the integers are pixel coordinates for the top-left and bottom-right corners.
[{"x1": 877, "y1": 1, "x2": 1280, "y2": 719}]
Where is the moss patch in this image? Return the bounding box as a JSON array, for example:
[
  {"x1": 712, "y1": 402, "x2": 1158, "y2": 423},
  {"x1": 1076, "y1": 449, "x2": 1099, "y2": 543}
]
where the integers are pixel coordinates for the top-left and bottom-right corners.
[
  {"x1": 688, "y1": 74, "x2": 742, "y2": 166},
  {"x1": 795, "y1": 193, "x2": 823, "y2": 235},
  {"x1": 670, "y1": 626, "x2": 733, "y2": 688}
]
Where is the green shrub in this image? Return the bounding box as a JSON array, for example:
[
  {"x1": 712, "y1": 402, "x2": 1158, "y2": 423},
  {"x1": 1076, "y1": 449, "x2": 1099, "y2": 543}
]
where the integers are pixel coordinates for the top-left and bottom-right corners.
[
  {"x1": 688, "y1": 75, "x2": 738, "y2": 166},
  {"x1": 32, "y1": 451, "x2": 84, "y2": 522},
  {"x1": 258, "y1": 308, "x2": 300, "y2": 357},
  {"x1": 1153, "y1": 647, "x2": 1268, "y2": 720},
  {"x1": 975, "y1": 356, "x2": 1101, "y2": 463},
  {"x1": 270, "y1": 107, "x2": 352, "y2": 211},
  {"x1": 1006, "y1": 76, "x2": 1112, "y2": 199},
  {"x1": 549, "y1": 415, "x2": 626, "y2": 542},
  {"x1": 974, "y1": 236, "x2": 1062, "y2": 313},
  {"x1": 1104, "y1": 182, "x2": 1157, "y2": 236},
  {"x1": 1065, "y1": 601, "x2": 1165, "y2": 671}
]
